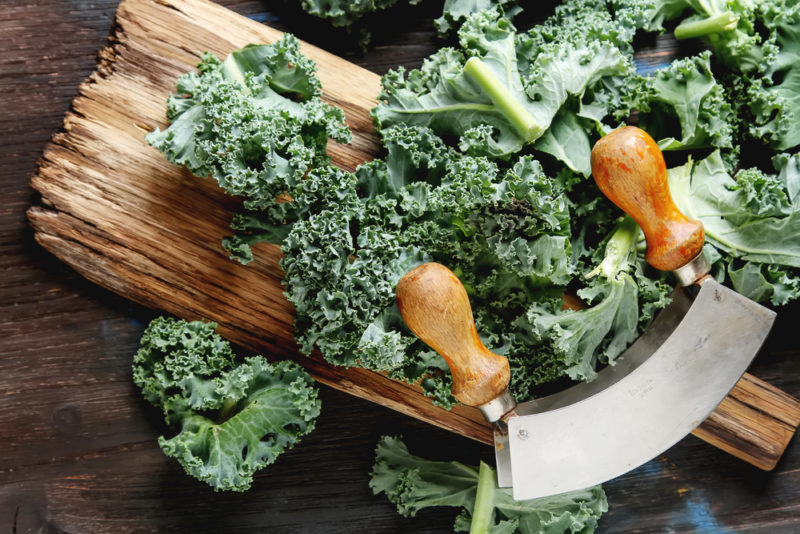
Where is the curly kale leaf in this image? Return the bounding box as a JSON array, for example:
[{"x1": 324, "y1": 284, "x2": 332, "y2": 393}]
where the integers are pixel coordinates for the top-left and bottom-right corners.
[
  {"x1": 298, "y1": 0, "x2": 403, "y2": 27},
  {"x1": 669, "y1": 150, "x2": 800, "y2": 303},
  {"x1": 281, "y1": 125, "x2": 577, "y2": 404},
  {"x1": 133, "y1": 317, "x2": 236, "y2": 422},
  {"x1": 648, "y1": 0, "x2": 800, "y2": 151},
  {"x1": 521, "y1": 217, "x2": 671, "y2": 382},
  {"x1": 133, "y1": 317, "x2": 321, "y2": 491},
  {"x1": 665, "y1": 0, "x2": 773, "y2": 74},
  {"x1": 744, "y1": 2, "x2": 800, "y2": 151},
  {"x1": 371, "y1": 436, "x2": 608, "y2": 533},
  {"x1": 146, "y1": 36, "x2": 351, "y2": 263},
  {"x1": 372, "y1": 8, "x2": 633, "y2": 172},
  {"x1": 435, "y1": 0, "x2": 522, "y2": 35},
  {"x1": 626, "y1": 52, "x2": 735, "y2": 151}
]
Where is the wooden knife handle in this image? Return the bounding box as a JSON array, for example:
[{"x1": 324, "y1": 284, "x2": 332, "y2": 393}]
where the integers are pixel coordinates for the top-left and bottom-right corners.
[
  {"x1": 590, "y1": 125, "x2": 704, "y2": 271},
  {"x1": 396, "y1": 263, "x2": 510, "y2": 406}
]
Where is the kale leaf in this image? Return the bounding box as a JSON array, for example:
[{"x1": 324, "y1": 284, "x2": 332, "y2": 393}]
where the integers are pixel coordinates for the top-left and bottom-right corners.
[
  {"x1": 371, "y1": 435, "x2": 608, "y2": 533},
  {"x1": 147, "y1": 36, "x2": 351, "y2": 264},
  {"x1": 280, "y1": 124, "x2": 584, "y2": 404},
  {"x1": 651, "y1": 0, "x2": 800, "y2": 151},
  {"x1": 625, "y1": 52, "x2": 735, "y2": 152},
  {"x1": 133, "y1": 317, "x2": 321, "y2": 491},
  {"x1": 372, "y1": 8, "x2": 633, "y2": 173},
  {"x1": 669, "y1": 150, "x2": 800, "y2": 304},
  {"x1": 521, "y1": 216, "x2": 671, "y2": 381}
]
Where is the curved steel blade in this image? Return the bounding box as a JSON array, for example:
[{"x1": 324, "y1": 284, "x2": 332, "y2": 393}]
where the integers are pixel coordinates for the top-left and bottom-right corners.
[
  {"x1": 494, "y1": 285, "x2": 691, "y2": 487},
  {"x1": 506, "y1": 279, "x2": 776, "y2": 500}
]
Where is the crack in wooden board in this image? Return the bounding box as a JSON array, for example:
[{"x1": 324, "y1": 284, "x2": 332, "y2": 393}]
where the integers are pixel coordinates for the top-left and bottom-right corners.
[{"x1": 26, "y1": 0, "x2": 493, "y2": 445}]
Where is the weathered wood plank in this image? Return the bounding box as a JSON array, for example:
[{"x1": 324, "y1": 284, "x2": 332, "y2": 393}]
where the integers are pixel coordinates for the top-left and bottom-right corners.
[{"x1": 27, "y1": 0, "x2": 493, "y2": 446}]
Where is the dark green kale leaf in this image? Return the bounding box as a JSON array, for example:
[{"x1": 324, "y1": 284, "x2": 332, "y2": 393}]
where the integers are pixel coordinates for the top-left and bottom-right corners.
[
  {"x1": 371, "y1": 435, "x2": 608, "y2": 533},
  {"x1": 146, "y1": 36, "x2": 351, "y2": 264},
  {"x1": 625, "y1": 52, "x2": 735, "y2": 152},
  {"x1": 280, "y1": 125, "x2": 576, "y2": 405},
  {"x1": 133, "y1": 317, "x2": 321, "y2": 491},
  {"x1": 298, "y1": 0, "x2": 403, "y2": 27},
  {"x1": 744, "y1": 2, "x2": 800, "y2": 151}
]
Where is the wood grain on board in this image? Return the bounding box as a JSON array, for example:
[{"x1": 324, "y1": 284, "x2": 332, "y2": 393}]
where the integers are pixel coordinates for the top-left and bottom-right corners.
[
  {"x1": 26, "y1": 0, "x2": 492, "y2": 445},
  {"x1": 25, "y1": 0, "x2": 800, "y2": 465}
]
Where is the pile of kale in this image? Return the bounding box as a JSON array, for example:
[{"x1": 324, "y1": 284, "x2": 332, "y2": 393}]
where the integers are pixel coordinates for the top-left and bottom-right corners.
[
  {"x1": 149, "y1": 0, "x2": 800, "y2": 408},
  {"x1": 140, "y1": 1, "x2": 800, "y2": 530}
]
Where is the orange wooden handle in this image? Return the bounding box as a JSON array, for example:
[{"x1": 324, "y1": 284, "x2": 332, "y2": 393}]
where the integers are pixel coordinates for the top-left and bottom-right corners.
[
  {"x1": 590, "y1": 126, "x2": 704, "y2": 271},
  {"x1": 396, "y1": 263, "x2": 510, "y2": 406}
]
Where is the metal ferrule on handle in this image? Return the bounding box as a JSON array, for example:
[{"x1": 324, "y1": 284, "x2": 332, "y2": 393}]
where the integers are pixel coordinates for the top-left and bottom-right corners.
[
  {"x1": 478, "y1": 389, "x2": 517, "y2": 423},
  {"x1": 672, "y1": 251, "x2": 712, "y2": 287}
]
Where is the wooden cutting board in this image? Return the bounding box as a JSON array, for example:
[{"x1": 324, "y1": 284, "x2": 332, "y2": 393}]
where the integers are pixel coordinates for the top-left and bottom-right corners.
[
  {"x1": 26, "y1": 0, "x2": 494, "y2": 444},
  {"x1": 26, "y1": 0, "x2": 800, "y2": 463}
]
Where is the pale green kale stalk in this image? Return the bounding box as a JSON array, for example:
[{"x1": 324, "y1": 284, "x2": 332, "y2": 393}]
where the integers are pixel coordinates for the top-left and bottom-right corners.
[
  {"x1": 133, "y1": 317, "x2": 321, "y2": 491},
  {"x1": 146, "y1": 36, "x2": 351, "y2": 264},
  {"x1": 371, "y1": 436, "x2": 608, "y2": 533}
]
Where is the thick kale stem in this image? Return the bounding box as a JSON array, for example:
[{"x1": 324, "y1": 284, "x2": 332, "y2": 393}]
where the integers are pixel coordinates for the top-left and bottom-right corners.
[
  {"x1": 463, "y1": 57, "x2": 544, "y2": 143},
  {"x1": 222, "y1": 54, "x2": 251, "y2": 95},
  {"x1": 587, "y1": 216, "x2": 641, "y2": 280},
  {"x1": 469, "y1": 461, "x2": 496, "y2": 534},
  {"x1": 674, "y1": 11, "x2": 739, "y2": 40}
]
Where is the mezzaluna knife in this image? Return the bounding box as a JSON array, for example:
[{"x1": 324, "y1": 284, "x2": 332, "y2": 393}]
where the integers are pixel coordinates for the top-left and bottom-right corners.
[{"x1": 395, "y1": 126, "x2": 785, "y2": 500}]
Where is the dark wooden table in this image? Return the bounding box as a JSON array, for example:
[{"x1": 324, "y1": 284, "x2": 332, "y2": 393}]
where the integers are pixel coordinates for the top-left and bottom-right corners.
[{"x1": 2, "y1": 1, "x2": 800, "y2": 532}]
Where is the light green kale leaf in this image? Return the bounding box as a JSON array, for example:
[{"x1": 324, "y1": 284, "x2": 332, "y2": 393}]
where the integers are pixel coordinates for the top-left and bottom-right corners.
[
  {"x1": 521, "y1": 217, "x2": 670, "y2": 382},
  {"x1": 648, "y1": 0, "x2": 800, "y2": 151},
  {"x1": 669, "y1": 150, "x2": 800, "y2": 267},
  {"x1": 435, "y1": 0, "x2": 521, "y2": 35},
  {"x1": 146, "y1": 36, "x2": 351, "y2": 263},
  {"x1": 371, "y1": 436, "x2": 608, "y2": 533},
  {"x1": 372, "y1": 8, "x2": 632, "y2": 172},
  {"x1": 669, "y1": 151, "x2": 800, "y2": 303},
  {"x1": 133, "y1": 317, "x2": 321, "y2": 491}
]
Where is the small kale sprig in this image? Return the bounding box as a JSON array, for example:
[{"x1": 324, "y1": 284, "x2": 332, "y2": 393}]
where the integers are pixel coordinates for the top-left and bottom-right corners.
[{"x1": 370, "y1": 436, "x2": 608, "y2": 533}]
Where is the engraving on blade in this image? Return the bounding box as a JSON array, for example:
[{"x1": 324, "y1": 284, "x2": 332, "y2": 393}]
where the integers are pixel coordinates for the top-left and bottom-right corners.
[{"x1": 508, "y1": 279, "x2": 776, "y2": 500}]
